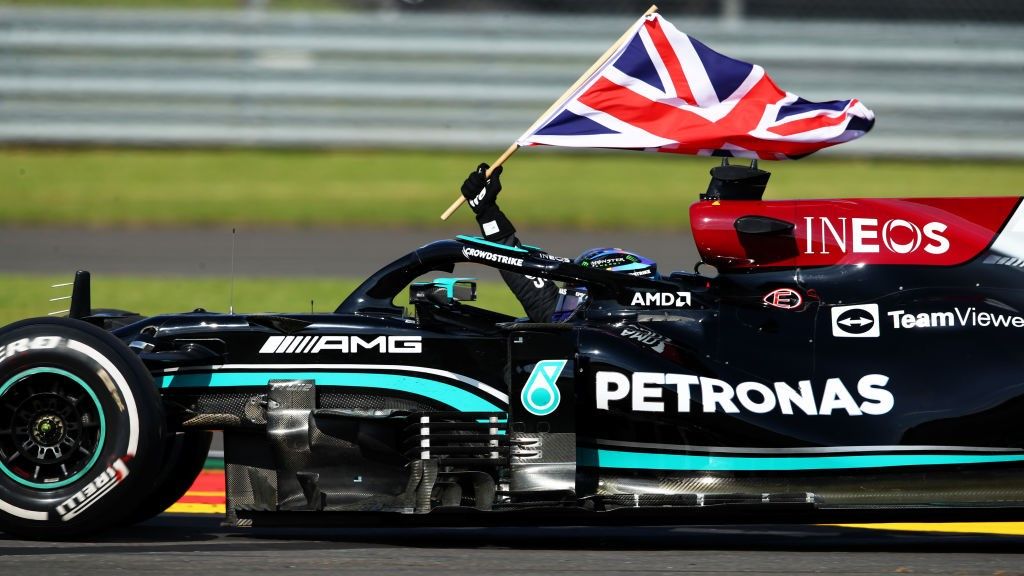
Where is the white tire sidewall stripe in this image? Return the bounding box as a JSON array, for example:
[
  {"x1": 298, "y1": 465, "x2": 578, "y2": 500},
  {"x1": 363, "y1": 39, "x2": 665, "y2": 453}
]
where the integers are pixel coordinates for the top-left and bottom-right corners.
[
  {"x1": 67, "y1": 339, "x2": 139, "y2": 455},
  {"x1": 0, "y1": 500, "x2": 48, "y2": 521}
]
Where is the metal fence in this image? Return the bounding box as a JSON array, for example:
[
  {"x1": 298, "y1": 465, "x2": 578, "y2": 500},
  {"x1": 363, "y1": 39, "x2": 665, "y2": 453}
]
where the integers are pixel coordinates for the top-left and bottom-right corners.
[{"x1": 1, "y1": 7, "x2": 1022, "y2": 158}]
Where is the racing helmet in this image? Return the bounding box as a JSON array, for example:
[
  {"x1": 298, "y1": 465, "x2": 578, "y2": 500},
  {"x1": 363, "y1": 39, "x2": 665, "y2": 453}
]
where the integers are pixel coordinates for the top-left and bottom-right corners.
[
  {"x1": 574, "y1": 247, "x2": 658, "y2": 278},
  {"x1": 551, "y1": 248, "x2": 658, "y2": 321}
]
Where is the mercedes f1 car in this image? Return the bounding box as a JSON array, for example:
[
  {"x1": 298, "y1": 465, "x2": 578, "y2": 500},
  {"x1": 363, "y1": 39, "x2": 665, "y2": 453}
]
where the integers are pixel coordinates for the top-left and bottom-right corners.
[{"x1": 3, "y1": 165, "x2": 1024, "y2": 537}]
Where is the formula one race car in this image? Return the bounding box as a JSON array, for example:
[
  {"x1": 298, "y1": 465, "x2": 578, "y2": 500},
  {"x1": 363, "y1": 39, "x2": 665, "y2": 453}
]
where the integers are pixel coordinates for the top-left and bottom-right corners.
[{"x1": 2, "y1": 165, "x2": 1024, "y2": 538}]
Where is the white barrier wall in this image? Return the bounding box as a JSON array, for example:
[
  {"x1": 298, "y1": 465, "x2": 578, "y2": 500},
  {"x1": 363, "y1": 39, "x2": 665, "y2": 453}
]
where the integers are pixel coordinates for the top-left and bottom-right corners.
[{"x1": 1, "y1": 8, "x2": 1022, "y2": 158}]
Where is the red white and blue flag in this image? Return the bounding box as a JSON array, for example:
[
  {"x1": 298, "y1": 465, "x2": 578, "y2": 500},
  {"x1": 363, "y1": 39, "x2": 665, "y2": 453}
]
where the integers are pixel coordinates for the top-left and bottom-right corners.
[{"x1": 517, "y1": 14, "x2": 874, "y2": 160}]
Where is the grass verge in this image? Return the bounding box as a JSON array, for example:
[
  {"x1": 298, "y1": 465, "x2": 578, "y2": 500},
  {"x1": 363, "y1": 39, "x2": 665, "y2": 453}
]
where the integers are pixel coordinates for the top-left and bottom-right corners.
[
  {"x1": 0, "y1": 274, "x2": 524, "y2": 327},
  {"x1": 3, "y1": 149, "x2": 1021, "y2": 230}
]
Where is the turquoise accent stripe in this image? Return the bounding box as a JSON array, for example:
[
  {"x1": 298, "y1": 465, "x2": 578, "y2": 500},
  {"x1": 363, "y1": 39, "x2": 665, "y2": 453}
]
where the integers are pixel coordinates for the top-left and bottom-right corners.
[
  {"x1": 0, "y1": 367, "x2": 106, "y2": 489},
  {"x1": 156, "y1": 371, "x2": 501, "y2": 412},
  {"x1": 476, "y1": 417, "x2": 508, "y2": 435},
  {"x1": 433, "y1": 277, "x2": 476, "y2": 299},
  {"x1": 579, "y1": 448, "x2": 1024, "y2": 471},
  {"x1": 456, "y1": 235, "x2": 528, "y2": 253},
  {"x1": 610, "y1": 262, "x2": 650, "y2": 272}
]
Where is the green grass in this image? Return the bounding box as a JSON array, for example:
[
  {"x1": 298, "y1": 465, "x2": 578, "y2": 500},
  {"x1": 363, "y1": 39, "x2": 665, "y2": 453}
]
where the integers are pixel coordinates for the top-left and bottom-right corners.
[
  {"x1": 0, "y1": 274, "x2": 524, "y2": 327},
  {"x1": 2, "y1": 149, "x2": 1021, "y2": 231}
]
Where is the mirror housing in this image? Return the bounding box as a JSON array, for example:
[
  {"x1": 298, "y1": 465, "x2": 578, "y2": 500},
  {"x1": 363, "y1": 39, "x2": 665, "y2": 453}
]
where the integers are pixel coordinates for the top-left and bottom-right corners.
[{"x1": 410, "y1": 277, "x2": 478, "y2": 307}]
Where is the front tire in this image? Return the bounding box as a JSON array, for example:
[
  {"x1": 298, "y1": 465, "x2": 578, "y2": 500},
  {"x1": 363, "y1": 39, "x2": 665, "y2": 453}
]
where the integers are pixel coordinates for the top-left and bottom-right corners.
[{"x1": 0, "y1": 317, "x2": 165, "y2": 538}]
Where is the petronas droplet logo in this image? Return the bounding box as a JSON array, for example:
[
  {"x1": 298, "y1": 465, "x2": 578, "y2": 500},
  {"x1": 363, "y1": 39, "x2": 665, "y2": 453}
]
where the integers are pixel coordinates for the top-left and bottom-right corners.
[{"x1": 521, "y1": 360, "x2": 567, "y2": 416}]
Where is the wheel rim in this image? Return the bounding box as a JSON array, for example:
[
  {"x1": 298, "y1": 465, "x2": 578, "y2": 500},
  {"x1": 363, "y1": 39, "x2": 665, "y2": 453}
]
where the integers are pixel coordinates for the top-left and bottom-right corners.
[{"x1": 0, "y1": 367, "x2": 106, "y2": 489}]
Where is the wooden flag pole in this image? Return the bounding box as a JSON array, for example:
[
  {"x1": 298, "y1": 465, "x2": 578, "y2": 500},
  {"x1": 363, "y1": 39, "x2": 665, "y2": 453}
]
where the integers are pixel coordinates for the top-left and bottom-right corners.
[{"x1": 439, "y1": 4, "x2": 659, "y2": 221}]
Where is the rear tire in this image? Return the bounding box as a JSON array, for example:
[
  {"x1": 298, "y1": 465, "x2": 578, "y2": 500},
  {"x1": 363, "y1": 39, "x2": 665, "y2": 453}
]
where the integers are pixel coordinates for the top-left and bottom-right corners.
[
  {"x1": 128, "y1": 430, "x2": 212, "y2": 524},
  {"x1": 0, "y1": 317, "x2": 165, "y2": 538}
]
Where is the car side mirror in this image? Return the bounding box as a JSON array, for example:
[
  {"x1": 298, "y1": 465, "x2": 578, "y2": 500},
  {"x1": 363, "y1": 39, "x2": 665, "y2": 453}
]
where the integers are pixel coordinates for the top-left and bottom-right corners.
[{"x1": 410, "y1": 278, "x2": 477, "y2": 306}]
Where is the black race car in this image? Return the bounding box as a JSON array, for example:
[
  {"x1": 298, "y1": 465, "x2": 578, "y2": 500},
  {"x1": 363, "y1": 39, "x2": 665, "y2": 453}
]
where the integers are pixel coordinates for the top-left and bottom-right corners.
[{"x1": 3, "y1": 167, "x2": 1024, "y2": 537}]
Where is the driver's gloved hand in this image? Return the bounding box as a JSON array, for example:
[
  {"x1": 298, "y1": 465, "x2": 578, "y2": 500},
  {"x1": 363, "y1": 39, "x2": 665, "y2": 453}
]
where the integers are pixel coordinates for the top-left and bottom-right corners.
[
  {"x1": 461, "y1": 163, "x2": 502, "y2": 213},
  {"x1": 460, "y1": 163, "x2": 515, "y2": 241}
]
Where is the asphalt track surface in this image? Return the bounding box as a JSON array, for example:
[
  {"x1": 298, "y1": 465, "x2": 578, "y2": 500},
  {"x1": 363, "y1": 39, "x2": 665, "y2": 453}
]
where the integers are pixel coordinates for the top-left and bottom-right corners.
[
  {"x1": 5, "y1": 228, "x2": 1024, "y2": 573},
  {"x1": 2, "y1": 516, "x2": 1024, "y2": 575},
  {"x1": 0, "y1": 226, "x2": 701, "y2": 279}
]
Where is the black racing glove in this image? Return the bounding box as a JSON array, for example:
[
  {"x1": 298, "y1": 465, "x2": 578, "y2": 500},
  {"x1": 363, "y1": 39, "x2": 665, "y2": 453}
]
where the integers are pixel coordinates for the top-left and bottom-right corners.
[
  {"x1": 460, "y1": 163, "x2": 515, "y2": 241},
  {"x1": 460, "y1": 163, "x2": 503, "y2": 213}
]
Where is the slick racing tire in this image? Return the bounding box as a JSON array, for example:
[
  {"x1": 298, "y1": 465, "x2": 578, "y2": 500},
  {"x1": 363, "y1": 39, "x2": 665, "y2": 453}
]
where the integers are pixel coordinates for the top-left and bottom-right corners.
[
  {"x1": 127, "y1": 430, "x2": 212, "y2": 524},
  {"x1": 0, "y1": 317, "x2": 165, "y2": 538}
]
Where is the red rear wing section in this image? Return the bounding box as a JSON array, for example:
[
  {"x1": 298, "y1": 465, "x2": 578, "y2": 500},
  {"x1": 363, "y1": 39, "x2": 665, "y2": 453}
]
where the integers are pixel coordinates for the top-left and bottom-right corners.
[{"x1": 689, "y1": 197, "x2": 1023, "y2": 270}]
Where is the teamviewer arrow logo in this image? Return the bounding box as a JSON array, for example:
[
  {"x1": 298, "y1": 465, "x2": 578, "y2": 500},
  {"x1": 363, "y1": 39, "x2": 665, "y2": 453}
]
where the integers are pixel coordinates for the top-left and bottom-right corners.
[{"x1": 831, "y1": 304, "x2": 880, "y2": 338}]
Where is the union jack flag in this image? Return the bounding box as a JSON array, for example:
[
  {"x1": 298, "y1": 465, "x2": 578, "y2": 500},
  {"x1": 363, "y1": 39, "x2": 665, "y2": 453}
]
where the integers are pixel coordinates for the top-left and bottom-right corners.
[{"x1": 517, "y1": 14, "x2": 875, "y2": 160}]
